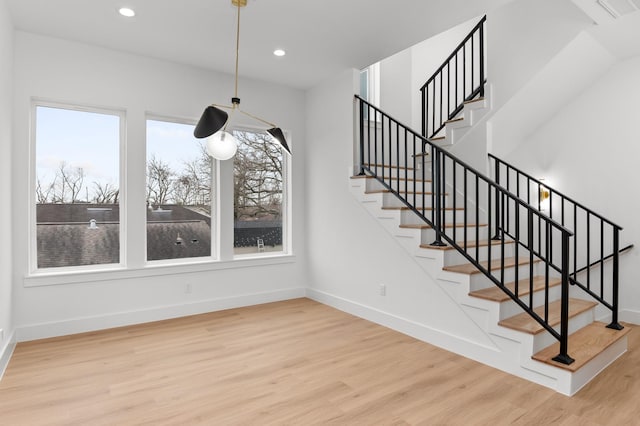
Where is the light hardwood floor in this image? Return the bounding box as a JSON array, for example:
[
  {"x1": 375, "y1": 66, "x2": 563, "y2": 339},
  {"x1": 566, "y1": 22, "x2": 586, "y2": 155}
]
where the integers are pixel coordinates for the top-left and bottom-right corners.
[{"x1": 0, "y1": 298, "x2": 636, "y2": 425}]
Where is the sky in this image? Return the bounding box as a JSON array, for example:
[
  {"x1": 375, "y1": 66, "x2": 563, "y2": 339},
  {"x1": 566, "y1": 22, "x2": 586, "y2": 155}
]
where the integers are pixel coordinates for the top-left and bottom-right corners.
[{"x1": 35, "y1": 106, "x2": 206, "y2": 198}]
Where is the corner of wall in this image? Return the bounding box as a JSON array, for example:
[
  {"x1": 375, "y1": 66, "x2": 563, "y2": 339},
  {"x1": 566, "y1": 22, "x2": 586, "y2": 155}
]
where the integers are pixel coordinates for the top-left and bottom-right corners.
[{"x1": 0, "y1": 0, "x2": 15, "y2": 378}]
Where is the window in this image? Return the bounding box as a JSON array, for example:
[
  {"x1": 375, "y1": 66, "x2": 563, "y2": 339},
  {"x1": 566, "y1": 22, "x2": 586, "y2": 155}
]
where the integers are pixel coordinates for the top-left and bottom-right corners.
[
  {"x1": 360, "y1": 62, "x2": 380, "y2": 106},
  {"x1": 33, "y1": 104, "x2": 122, "y2": 269},
  {"x1": 146, "y1": 118, "x2": 214, "y2": 262},
  {"x1": 233, "y1": 129, "x2": 287, "y2": 256}
]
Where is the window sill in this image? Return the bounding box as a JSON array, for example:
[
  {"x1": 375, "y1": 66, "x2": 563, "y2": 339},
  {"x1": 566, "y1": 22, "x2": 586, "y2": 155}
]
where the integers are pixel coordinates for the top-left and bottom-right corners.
[{"x1": 23, "y1": 254, "x2": 296, "y2": 288}]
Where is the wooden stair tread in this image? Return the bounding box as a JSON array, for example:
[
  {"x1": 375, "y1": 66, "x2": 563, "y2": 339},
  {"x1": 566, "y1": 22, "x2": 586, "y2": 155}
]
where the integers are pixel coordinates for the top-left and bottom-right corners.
[
  {"x1": 400, "y1": 223, "x2": 486, "y2": 230},
  {"x1": 365, "y1": 190, "x2": 437, "y2": 195},
  {"x1": 420, "y1": 239, "x2": 514, "y2": 251},
  {"x1": 363, "y1": 163, "x2": 414, "y2": 170},
  {"x1": 469, "y1": 276, "x2": 562, "y2": 302},
  {"x1": 532, "y1": 322, "x2": 631, "y2": 372},
  {"x1": 498, "y1": 299, "x2": 597, "y2": 335},
  {"x1": 464, "y1": 97, "x2": 486, "y2": 105},
  {"x1": 431, "y1": 136, "x2": 446, "y2": 140},
  {"x1": 443, "y1": 256, "x2": 536, "y2": 275},
  {"x1": 444, "y1": 117, "x2": 464, "y2": 124},
  {"x1": 351, "y1": 175, "x2": 431, "y2": 182},
  {"x1": 382, "y1": 206, "x2": 463, "y2": 211}
]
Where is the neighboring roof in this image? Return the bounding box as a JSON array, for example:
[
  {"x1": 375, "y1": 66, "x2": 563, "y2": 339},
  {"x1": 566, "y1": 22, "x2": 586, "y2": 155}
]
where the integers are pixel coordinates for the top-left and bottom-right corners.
[
  {"x1": 36, "y1": 204, "x2": 213, "y2": 266},
  {"x1": 37, "y1": 203, "x2": 211, "y2": 226},
  {"x1": 36, "y1": 204, "x2": 284, "y2": 267},
  {"x1": 146, "y1": 221, "x2": 211, "y2": 261},
  {"x1": 37, "y1": 223, "x2": 119, "y2": 268}
]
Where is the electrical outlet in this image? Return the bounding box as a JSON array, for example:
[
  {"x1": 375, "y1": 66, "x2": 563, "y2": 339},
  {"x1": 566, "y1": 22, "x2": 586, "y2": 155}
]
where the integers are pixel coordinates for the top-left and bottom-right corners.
[
  {"x1": 185, "y1": 283, "x2": 192, "y2": 294},
  {"x1": 379, "y1": 284, "x2": 386, "y2": 296}
]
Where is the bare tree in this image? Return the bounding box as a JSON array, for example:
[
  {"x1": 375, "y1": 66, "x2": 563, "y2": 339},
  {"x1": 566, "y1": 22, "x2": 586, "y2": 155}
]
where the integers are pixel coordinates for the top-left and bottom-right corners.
[
  {"x1": 147, "y1": 155, "x2": 174, "y2": 205},
  {"x1": 233, "y1": 131, "x2": 283, "y2": 220},
  {"x1": 36, "y1": 176, "x2": 57, "y2": 204},
  {"x1": 93, "y1": 182, "x2": 119, "y2": 204},
  {"x1": 59, "y1": 164, "x2": 85, "y2": 203},
  {"x1": 180, "y1": 142, "x2": 212, "y2": 208},
  {"x1": 172, "y1": 174, "x2": 194, "y2": 205}
]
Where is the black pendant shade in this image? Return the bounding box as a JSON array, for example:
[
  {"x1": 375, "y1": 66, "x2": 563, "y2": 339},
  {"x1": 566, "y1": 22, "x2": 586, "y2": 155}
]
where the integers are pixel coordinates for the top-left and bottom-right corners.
[
  {"x1": 194, "y1": 1, "x2": 291, "y2": 158},
  {"x1": 267, "y1": 127, "x2": 291, "y2": 154},
  {"x1": 194, "y1": 106, "x2": 229, "y2": 139}
]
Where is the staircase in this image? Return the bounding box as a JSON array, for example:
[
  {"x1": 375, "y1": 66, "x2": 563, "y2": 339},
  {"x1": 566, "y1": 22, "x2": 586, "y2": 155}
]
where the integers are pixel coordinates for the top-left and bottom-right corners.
[
  {"x1": 350, "y1": 158, "x2": 630, "y2": 395},
  {"x1": 349, "y1": 16, "x2": 631, "y2": 396}
]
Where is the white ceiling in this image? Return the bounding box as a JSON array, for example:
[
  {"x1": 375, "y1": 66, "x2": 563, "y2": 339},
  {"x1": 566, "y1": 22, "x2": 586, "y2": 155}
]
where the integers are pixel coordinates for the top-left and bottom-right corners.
[{"x1": 6, "y1": 0, "x2": 510, "y2": 90}]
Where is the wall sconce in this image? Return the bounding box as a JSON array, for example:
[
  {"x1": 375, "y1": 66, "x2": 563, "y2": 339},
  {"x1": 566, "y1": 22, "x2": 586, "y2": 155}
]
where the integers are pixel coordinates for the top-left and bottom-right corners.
[{"x1": 539, "y1": 179, "x2": 550, "y2": 211}]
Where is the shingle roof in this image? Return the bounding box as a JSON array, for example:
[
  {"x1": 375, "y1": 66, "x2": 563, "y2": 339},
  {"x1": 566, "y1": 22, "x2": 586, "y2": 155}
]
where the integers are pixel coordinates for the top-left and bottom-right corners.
[
  {"x1": 36, "y1": 204, "x2": 213, "y2": 266},
  {"x1": 37, "y1": 223, "x2": 120, "y2": 268},
  {"x1": 35, "y1": 204, "x2": 283, "y2": 267}
]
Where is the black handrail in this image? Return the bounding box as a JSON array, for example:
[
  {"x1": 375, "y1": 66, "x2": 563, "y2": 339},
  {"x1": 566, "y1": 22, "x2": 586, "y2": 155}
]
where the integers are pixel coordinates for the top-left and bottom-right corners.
[
  {"x1": 356, "y1": 95, "x2": 576, "y2": 364},
  {"x1": 421, "y1": 16, "x2": 486, "y2": 140},
  {"x1": 488, "y1": 153, "x2": 628, "y2": 330}
]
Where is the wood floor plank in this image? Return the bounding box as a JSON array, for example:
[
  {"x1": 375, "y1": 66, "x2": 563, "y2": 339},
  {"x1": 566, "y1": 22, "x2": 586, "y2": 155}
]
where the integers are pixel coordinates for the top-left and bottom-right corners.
[{"x1": 0, "y1": 298, "x2": 637, "y2": 425}]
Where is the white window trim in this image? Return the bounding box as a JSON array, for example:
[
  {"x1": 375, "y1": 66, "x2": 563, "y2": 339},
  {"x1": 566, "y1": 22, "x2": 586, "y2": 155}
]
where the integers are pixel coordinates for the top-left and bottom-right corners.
[
  {"x1": 25, "y1": 103, "x2": 295, "y2": 287},
  {"x1": 144, "y1": 114, "x2": 219, "y2": 264},
  {"x1": 230, "y1": 124, "x2": 292, "y2": 259},
  {"x1": 29, "y1": 99, "x2": 127, "y2": 274}
]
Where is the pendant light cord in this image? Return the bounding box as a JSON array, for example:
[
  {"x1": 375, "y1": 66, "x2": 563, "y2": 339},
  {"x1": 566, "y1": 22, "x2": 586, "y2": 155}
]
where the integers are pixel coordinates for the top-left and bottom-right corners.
[{"x1": 234, "y1": 1, "x2": 241, "y2": 101}]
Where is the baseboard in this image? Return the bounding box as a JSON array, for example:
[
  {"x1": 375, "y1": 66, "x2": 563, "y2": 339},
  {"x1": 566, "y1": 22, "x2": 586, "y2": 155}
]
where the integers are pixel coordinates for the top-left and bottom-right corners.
[
  {"x1": 305, "y1": 288, "x2": 499, "y2": 358},
  {"x1": 16, "y1": 287, "x2": 306, "y2": 342},
  {"x1": 620, "y1": 309, "x2": 640, "y2": 325},
  {"x1": 0, "y1": 329, "x2": 17, "y2": 381}
]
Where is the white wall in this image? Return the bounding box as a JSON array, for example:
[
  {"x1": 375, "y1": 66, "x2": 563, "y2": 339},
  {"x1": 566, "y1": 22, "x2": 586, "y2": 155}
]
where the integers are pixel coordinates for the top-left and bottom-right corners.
[
  {"x1": 375, "y1": 16, "x2": 480, "y2": 130},
  {"x1": 11, "y1": 31, "x2": 307, "y2": 340},
  {"x1": 486, "y1": 0, "x2": 592, "y2": 111},
  {"x1": 410, "y1": 16, "x2": 481, "y2": 131},
  {"x1": 505, "y1": 56, "x2": 640, "y2": 323},
  {"x1": 379, "y1": 48, "x2": 412, "y2": 125},
  {"x1": 0, "y1": 0, "x2": 14, "y2": 374},
  {"x1": 305, "y1": 69, "x2": 501, "y2": 356}
]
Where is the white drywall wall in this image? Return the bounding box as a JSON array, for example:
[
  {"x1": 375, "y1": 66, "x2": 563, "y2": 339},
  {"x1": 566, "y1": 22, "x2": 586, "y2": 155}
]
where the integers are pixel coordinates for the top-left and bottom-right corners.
[
  {"x1": 505, "y1": 56, "x2": 640, "y2": 324},
  {"x1": 305, "y1": 69, "x2": 500, "y2": 353},
  {"x1": 0, "y1": 0, "x2": 14, "y2": 373},
  {"x1": 11, "y1": 31, "x2": 308, "y2": 340}
]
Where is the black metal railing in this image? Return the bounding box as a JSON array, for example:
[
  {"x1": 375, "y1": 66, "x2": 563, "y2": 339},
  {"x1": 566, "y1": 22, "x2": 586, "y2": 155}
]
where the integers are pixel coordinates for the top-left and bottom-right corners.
[
  {"x1": 489, "y1": 154, "x2": 632, "y2": 330},
  {"x1": 421, "y1": 16, "x2": 486, "y2": 140},
  {"x1": 356, "y1": 95, "x2": 576, "y2": 364}
]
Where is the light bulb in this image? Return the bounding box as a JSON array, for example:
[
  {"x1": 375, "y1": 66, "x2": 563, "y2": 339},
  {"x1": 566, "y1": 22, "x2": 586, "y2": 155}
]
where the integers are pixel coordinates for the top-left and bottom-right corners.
[{"x1": 206, "y1": 131, "x2": 238, "y2": 160}]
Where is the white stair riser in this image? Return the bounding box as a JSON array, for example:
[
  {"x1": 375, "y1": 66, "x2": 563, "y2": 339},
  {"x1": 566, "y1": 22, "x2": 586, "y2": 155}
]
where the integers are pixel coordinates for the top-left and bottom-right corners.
[
  {"x1": 365, "y1": 178, "x2": 433, "y2": 193},
  {"x1": 467, "y1": 263, "x2": 548, "y2": 291},
  {"x1": 417, "y1": 225, "x2": 489, "y2": 246},
  {"x1": 441, "y1": 243, "x2": 517, "y2": 266},
  {"x1": 381, "y1": 192, "x2": 446, "y2": 209},
  {"x1": 498, "y1": 284, "x2": 563, "y2": 320},
  {"x1": 399, "y1": 209, "x2": 466, "y2": 225},
  {"x1": 532, "y1": 307, "x2": 595, "y2": 353}
]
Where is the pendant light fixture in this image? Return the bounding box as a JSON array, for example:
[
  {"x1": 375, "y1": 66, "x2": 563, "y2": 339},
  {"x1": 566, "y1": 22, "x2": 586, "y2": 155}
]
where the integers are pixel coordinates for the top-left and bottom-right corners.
[{"x1": 194, "y1": 0, "x2": 291, "y2": 159}]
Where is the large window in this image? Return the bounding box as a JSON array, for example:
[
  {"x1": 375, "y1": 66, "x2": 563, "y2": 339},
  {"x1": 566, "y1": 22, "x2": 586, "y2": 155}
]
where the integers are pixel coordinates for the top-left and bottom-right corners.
[
  {"x1": 146, "y1": 118, "x2": 213, "y2": 262},
  {"x1": 233, "y1": 129, "x2": 287, "y2": 256},
  {"x1": 34, "y1": 104, "x2": 121, "y2": 269}
]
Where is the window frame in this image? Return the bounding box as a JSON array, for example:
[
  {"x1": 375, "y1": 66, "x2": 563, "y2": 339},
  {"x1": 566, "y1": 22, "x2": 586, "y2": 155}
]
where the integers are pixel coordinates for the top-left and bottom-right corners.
[
  {"x1": 144, "y1": 114, "x2": 218, "y2": 265},
  {"x1": 24, "y1": 102, "x2": 294, "y2": 287},
  {"x1": 29, "y1": 99, "x2": 127, "y2": 274},
  {"x1": 230, "y1": 124, "x2": 292, "y2": 259}
]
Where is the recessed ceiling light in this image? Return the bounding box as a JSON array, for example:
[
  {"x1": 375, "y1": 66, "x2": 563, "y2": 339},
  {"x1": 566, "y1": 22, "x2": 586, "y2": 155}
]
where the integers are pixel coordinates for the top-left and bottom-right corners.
[
  {"x1": 273, "y1": 49, "x2": 286, "y2": 57},
  {"x1": 118, "y1": 7, "x2": 136, "y2": 18}
]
